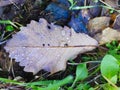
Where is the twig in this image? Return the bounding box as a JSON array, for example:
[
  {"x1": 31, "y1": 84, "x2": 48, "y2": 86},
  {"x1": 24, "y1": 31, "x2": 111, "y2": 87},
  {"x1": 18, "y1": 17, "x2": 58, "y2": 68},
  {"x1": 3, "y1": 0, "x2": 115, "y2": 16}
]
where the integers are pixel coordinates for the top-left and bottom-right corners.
[
  {"x1": 8, "y1": 58, "x2": 15, "y2": 78},
  {"x1": 68, "y1": 61, "x2": 101, "y2": 66},
  {"x1": 103, "y1": 75, "x2": 119, "y2": 89},
  {"x1": 99, "y1": 0, "x2": 111, "y2": 7},
  {"x1": 87, "y1": 74, "x2": 101, "y2": 85},
  {"x1": 9, "y1": 0, "x2": 20, "y2": 9},
  {"x1": 84, "y1": 0, "x2": 87, "y2": 6}
]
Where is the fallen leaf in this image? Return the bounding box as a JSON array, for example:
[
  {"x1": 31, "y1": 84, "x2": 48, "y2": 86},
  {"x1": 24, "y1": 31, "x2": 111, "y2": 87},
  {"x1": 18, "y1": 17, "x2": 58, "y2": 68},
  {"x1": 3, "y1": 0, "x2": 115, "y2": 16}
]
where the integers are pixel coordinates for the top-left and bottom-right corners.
[
  {"x1": 94, "y1": 27, "x2": 120, "y2": 44},
  {"x1": 4, "y1": 18, "x2": 98, "y2": 75},
  {"x1": 0, "y1": 0, "x2": 25, "y2": 7},
  {"x1": 113, "y1": 14, "x2": 120, "y2": 30},
  {"x1": 87, "y1": 16, "x2": 110, "y2": 36},
  {"x1": 103, "y1": 0, "x2": 119, "y2": 9},
  {"x1": 100, "y1": 54, "x2": 119, "y2": 83}
]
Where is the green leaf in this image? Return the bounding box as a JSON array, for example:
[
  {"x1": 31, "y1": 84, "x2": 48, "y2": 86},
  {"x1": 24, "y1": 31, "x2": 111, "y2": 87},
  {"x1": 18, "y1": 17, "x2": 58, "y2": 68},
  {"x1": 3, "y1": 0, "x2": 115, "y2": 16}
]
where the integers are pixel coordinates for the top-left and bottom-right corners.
[
  {"x1": 110, "y1": 75, "x2": 117, "y2": 84},
  {"x1": 103, "y1": 83, "x2": 118, "y2": 90},
  {"x1": 27, "y1": 80, "x2": 54, "y2": 86},
  {"x1": 100, "y1": 55, "x2": 119, "y2": 81},
  {"x1": 75, "y1": 83, "x2": 91, "y2": 90},
  {"x1": 0, "y1": 78, "x2": 25, "y2": 86},
  {"x1": 76, "y1": 63, "x2": 88, "y2": 81},
  {"x1": 110, "y1": 10, "x2": 114, "y2": 14},
  {"x1": 37, "y1": 75, "x2": 73, "y2": 90},
  {"x1": 71, "y1": 63, "x2": 88, "y2": 87},
  {"x1": 88, "y1": 87, "x2": 95, "y2": 90},
  {"x1": 0, "y1": 20, "x2": 18, "y2": 28},
  {"x1": 68, "y1": 0, "x2": 77, "y2": 10},
  {"x1": 6, "y1": 25, "x2": 14, "y2": 31},
  {"x1": 68, "y1": 0, "x2": 74, "y2": 5}
]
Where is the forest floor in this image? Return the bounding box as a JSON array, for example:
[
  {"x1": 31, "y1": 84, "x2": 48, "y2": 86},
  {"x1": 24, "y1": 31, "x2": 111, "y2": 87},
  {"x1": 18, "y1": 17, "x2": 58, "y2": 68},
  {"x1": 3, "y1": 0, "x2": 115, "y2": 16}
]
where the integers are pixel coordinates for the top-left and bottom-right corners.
[{"x1": 0, "y1": 0, "x2": 120, "y2": 90}]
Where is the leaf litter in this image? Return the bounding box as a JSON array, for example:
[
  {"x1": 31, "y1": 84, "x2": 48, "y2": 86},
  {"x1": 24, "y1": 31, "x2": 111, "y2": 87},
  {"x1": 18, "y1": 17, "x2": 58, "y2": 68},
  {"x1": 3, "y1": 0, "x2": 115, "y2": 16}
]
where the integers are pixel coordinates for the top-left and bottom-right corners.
[
  {"x1": 1, "y1": 0, "x2": 120, "y2": 89},
  {"x1": 4, "y1": 18, "x2": 98, "y2": 74},
  {"x1": 0, "y1": 0, "x2": 25, "y2": 7},
  {"x1": 95, "y1": 27, "x2": 120, "y2": 44}
]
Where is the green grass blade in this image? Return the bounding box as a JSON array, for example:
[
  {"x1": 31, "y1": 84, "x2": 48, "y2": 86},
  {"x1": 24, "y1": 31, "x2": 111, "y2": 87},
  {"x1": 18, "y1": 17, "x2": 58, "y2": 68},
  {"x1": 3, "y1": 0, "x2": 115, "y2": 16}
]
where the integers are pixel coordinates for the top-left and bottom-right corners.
[
  {"x1": 0, "y1": 20, "x2": 18, "y2": 28},
  {"x1": 36, "y1": 75, "x2": 73, "y2": 90},
  {"x1": 0, "y1": 78, "x2": 25, "y2": 86},
  {"x1": 71, "y1": 5, "x2": 97, "y2": 10}
]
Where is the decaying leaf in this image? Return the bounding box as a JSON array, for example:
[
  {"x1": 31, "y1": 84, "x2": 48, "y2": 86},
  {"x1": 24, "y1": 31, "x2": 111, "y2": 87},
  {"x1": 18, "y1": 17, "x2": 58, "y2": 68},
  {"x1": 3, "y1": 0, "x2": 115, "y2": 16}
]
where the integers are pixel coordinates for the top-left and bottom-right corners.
[
  {"x1": 0, "y1": 0, "x2": 25, "y2": 7},
  {"x1": 87, "y1": 16, "x2": 110, "y2": 36},
  {"x1": 103, "y1": 0, "x2": 119, "y2": 9},
  {"x1": 113, "y1": 14, "x2": 120, "y2": 30},
  {"x1": 4, "y1": 18, "x2": 98, "y2": 75},
  {"x1": 94, "y1": 27, "x2": 120, "y2": 44}
]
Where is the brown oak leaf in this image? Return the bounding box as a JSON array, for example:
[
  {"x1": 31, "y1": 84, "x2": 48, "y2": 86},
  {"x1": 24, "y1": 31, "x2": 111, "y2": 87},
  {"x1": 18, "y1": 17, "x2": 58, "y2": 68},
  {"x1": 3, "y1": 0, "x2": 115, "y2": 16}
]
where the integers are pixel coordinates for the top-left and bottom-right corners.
[{"x1": 4, "y1": 18, "x2": 98, "y2": 75}]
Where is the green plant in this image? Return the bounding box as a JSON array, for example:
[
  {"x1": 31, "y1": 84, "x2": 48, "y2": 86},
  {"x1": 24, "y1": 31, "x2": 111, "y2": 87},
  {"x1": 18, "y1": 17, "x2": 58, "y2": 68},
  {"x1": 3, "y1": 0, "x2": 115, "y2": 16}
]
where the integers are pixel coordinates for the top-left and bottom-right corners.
[
  {"x1": 71, "y1": 63, "x2": 88, "y2": 88},
  {"x1": 68, "y1": 0, "x2": 96, "y2": 10},
  {"x1": 68, "y1": 0, "x2": 120, "y2": 13},
  {"x1": 0, "y1": 76, "x2": 73, "y2": 90},
  {"x1": 0, "y1": 20, "x2": 23, "y2": 42},
  {"x1": 98, "y1": 41, "x2": 120, "y2": 89},
  {"x1": 5, "y1": 25, "x2": 15, "y2": 32},
  {"x1": 0, "y1": 20, "x2": 22, "y2": 29}
]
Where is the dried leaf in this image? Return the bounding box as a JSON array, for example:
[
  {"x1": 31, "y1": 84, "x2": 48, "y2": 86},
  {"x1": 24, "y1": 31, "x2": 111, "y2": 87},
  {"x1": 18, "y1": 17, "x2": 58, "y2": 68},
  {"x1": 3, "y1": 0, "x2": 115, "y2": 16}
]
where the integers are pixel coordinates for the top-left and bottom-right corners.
[
  {"x1": 94, "y1": 27, "x2": 120, "y2": 44},
  {"x1": 87, "y1": 16, "x2": 110, "y2": 36},
  {"x1": 0, "y1": 0, "x2": 25, "y2": 7},
  {"x1": 113, "y1": 14, "x2": 120, "y2": 30},
  {"x1": 4, "y1": 18, "x2": 98, "y2": 75},
  {"x1": 103, "y1": 0, "x2": 119, "y2": 9}
]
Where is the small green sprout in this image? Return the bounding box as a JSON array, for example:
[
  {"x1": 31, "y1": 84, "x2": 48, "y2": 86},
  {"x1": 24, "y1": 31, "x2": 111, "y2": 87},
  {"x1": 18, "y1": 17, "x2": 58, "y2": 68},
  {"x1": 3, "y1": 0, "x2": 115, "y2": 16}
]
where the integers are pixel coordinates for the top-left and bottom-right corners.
[
  {"x1": 6, "y1": 25, "x2": 15, "y2": 32},
  {"x1": 68, "y1": 0, "x2": 120, "y2": 13},
  {"x1": 0, "y1": 20, "x2": 23, "y2": 41},
  {"x1": 68, "y1": 0, "x2": 76, "y2": 9}
]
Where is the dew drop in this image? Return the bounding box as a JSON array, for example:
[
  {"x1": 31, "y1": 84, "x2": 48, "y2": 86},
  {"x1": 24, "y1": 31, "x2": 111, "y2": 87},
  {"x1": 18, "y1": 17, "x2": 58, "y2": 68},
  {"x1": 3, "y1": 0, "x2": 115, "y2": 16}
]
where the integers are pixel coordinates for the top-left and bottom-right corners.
[{"x1": 61, "y1": 30, "x2": 66, "y2": 36}]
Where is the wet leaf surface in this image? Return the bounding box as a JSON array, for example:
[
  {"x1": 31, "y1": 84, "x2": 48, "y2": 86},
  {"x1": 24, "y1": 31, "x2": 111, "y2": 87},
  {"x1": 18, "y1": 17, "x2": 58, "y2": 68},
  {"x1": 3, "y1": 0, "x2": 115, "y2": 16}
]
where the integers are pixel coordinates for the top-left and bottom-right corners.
[
  {"x1": 4, "y1": 18, "x2": 98, "y2": 74},
  {"x1": 1, "y1": 0, "x2": 120, "y2": 89}
]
